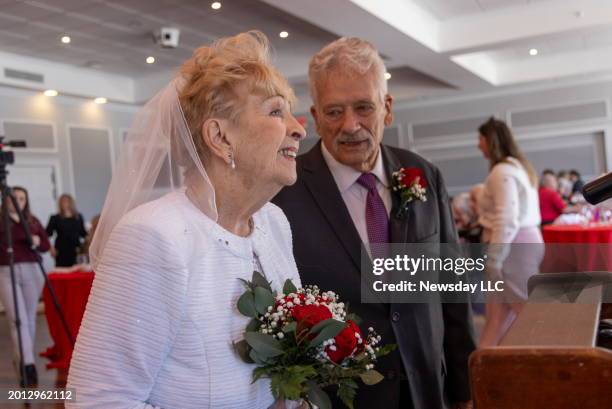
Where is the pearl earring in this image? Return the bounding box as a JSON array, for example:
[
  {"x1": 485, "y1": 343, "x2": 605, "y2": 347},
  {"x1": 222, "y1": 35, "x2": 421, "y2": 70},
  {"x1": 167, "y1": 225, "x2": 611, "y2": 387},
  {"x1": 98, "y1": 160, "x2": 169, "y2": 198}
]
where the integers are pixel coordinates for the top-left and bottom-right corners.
[{"x1": 229, "y1": 151, "x2": 236, "y2": 169}]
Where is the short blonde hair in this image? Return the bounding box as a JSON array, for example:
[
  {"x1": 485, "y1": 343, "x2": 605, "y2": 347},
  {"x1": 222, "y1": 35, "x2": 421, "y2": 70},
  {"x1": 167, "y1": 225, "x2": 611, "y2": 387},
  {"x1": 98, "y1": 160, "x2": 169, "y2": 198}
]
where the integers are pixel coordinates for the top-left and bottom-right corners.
[
  {"x1": 308, "y1": 37, "x2": 387, "y2": 104},
  {"x1": 178, "y1": 31, "x2": 295, "y2": 161}
]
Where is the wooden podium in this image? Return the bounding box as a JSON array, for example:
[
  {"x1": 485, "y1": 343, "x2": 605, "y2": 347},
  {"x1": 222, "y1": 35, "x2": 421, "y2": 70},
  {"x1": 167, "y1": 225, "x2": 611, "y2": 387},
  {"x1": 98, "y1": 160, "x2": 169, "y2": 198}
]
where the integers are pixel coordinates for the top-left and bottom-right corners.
[{"x1": 470, "y1": 272, "x2": 612, "y2": 409}]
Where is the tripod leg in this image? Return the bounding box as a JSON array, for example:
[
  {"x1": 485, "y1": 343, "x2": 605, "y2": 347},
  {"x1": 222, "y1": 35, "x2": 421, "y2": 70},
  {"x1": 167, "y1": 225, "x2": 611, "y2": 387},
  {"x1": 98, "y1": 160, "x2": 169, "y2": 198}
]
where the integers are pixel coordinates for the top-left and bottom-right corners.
[
  {"x1": 35, "y1": 257, "x2": 75, "y2": 346},
  {"x1": 1, "y1": 188, "x2": 27, "y2": 387}
]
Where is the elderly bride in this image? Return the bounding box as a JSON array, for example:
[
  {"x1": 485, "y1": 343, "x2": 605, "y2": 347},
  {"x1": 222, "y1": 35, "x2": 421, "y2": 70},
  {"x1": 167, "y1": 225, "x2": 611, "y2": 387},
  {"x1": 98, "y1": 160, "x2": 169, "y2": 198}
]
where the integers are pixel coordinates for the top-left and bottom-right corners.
[{"x1": 66, "y1": 31, "x2": 305, "y2": 409}]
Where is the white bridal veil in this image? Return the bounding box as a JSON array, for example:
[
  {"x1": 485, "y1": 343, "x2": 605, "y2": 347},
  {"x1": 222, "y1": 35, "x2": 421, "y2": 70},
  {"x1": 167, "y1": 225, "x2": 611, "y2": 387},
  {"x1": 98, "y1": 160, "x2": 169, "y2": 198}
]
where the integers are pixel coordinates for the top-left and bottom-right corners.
[{"x1": 89, "y1": 78, "x2": 218, "y2": 269}]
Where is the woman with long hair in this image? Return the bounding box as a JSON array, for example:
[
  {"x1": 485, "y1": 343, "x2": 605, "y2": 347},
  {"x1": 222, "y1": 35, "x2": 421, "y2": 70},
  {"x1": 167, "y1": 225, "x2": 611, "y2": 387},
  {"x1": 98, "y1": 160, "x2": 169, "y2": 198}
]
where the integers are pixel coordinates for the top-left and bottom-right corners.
[
  {"x1": 46, "y1": 194, "x2": 86, "y2": 267},
  {"x1": 0, "y1": 186, "x2": 50, "y2": 387},
  {"x1": 476, "y1": 117, "x2": 544, "y2": 346}
]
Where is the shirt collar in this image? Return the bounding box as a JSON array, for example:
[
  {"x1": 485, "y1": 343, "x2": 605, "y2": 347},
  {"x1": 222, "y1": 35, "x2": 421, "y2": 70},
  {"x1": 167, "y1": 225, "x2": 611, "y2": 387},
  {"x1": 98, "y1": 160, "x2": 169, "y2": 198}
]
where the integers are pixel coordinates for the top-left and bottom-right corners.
[{"x1": 321, "y1": 141, "x2": 389, "y2": 193}]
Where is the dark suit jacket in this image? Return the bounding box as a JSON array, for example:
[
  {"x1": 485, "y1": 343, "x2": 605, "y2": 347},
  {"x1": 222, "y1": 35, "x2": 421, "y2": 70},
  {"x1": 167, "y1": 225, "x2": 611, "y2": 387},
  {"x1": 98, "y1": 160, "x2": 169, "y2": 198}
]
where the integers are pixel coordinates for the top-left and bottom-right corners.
[{"x1": 272, "y1": 142, "x2": 476, "y2": 409}]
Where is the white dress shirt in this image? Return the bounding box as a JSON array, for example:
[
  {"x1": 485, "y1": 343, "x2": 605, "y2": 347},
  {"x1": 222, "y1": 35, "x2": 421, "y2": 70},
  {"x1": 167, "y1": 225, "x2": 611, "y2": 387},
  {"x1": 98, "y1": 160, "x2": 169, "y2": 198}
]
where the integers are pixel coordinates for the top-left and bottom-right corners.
[
  {"x1": 67, "y1": 189, "x2": 301, "y2": 409},
  {"x1": 321, "y1": 142, "x2": 391, "y2": 256}
]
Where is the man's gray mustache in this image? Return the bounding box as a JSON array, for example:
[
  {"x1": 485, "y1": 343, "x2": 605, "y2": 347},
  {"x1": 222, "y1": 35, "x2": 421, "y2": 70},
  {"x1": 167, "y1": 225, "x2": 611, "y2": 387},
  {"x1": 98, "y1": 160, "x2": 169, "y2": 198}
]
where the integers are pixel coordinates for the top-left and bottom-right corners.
[{"x1": 337, "y1": 131, "x2": 372, "y2": 143}]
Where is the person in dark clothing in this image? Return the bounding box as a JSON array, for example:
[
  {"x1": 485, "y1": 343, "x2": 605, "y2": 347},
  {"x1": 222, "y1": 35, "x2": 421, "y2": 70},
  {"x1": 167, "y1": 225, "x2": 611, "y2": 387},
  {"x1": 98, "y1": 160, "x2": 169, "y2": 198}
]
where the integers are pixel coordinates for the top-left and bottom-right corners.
[
  {"x1": 0, "y1": 186, "x2": 51, "y2": 388},
  {"x1": 569, "y1": 169, "x2": 584, "y2": 194},
  {"x1": 273, "y1": 37, "x2": 474, "y2": 409},
  {"x1": 46, "y1": 194, "x2": 86, "y2": 267}
]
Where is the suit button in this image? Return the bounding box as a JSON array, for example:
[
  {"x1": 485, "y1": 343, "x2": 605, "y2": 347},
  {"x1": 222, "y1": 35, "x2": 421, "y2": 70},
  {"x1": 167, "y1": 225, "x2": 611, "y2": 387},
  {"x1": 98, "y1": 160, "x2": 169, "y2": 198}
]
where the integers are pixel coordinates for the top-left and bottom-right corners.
[
  {"x1": 392, "y1": 312, "x2": 400, "y2": 322},
  {"x1": 388, "y1": 370, "x2": 396, "y2": 380}
]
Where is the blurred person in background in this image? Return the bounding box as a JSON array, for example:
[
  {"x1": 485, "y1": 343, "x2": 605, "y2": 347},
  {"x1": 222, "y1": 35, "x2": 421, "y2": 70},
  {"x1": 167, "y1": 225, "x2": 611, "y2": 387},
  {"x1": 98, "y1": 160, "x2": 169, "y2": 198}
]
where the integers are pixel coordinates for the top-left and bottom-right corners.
[
  {"x1": 46, "y1": 194, "x2": 87, "y2": 267},
  {"x1": 80, "y1": 214, "x2": 100, "y2": 263},
  {"x1": 569, "y1": 169, "x2": 584, "y2": 195},
  {"x1": 539, "y1": 172, "x2": 566, "y2": 225},
  {"x1": 476, "y1": 117, "x2": 544, "y2": 347},
  {"x1": 0, "y1": 186, "x2": 50, "y2": 387},
  {"x1": 452, "y1": 192, "x2": 481, "y2": 243},
  {"x1": 557, "y1": 170, "x2": 573, "y2": 201}
]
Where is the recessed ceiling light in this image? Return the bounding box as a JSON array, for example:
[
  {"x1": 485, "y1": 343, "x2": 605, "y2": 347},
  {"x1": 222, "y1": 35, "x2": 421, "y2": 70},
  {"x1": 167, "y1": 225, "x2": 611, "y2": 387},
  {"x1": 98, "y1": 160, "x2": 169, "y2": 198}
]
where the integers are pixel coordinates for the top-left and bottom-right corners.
[
  {"x1": 44, "y1": 89, "x2": 58, "y2": 97},
  {"x1": 61, "y1": 35, "x2": 71, "y2": 44},
  {"x1": 279, "y1": 31, "x2": 289, "y2": 39},
  {"x1": 211, "y1": 2, "x2": 221, "y2": 10},
  {"x1": 94, "y1": 97, "x2": 107, "y2": 104},
  {"x1": 384, "y1": 72, "x2": 392, "y2": 80},
  {"x1": 146, "y1": 56, "x2": 155, "y2": 64},
  {"x1": 529, "y1": 48, "x2": 538, "y2": 56}
]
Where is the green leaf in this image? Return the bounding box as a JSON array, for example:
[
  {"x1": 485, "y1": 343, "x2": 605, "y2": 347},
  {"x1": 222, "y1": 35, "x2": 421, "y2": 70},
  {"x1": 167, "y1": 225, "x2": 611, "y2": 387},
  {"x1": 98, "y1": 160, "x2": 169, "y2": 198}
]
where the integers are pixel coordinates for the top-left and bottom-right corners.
[
  {"x1": 283, "y1": 278, "x2": 298, "y2": 295},
  {"x1": 252, "y1": 270, "x2": 273, "y2": 292},
  {"x1": 308, "y1": 319, "x2": 347, "y2": 348},
  {"x1": 253, "y1": 366, "x2": 269, "y2": 383},
  {"x1": 246, "y1": 318, "x2": 261, "y2": 332},
  {"x1": 254, "y1": 287, "x2": 275, "y2": 315},
  {"x1": 244, "y1": 331, "x2": 284, "y2": 359},
  {"x1": 359, "y1": 370, "x2": 385, "y2": 385},
  {"x1": 375, "y1": 343, "x2": 397, "y2": 358},
  {"x1": 249, "y1": 348, "x2": 266, "y2": 366},
  {"x1": 345, "y1": 313, "x2": 362, "y2": 326},
  {"x1": 237, "y1": 291, "x2": 257, "y2": 317},
  {"x1": 282, "y1": 321, "x2": 297, "y2": 333},
  {"x1": 337, "y1": 379, "x2": 357, "y2": 409},
  {"x1": 232, "y1": 339, "x2": 254, "y2": 364},
  {"x1": 307, "y1": 381, "x2": 332, "y2": 409},
  {"x1": 272, "y1": 366, "x2": 316, "y2": 401}
]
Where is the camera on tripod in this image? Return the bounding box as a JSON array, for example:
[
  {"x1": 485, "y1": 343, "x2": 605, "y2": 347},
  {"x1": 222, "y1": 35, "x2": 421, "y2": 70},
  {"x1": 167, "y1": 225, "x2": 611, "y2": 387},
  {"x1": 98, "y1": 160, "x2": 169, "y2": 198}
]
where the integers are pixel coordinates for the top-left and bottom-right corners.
[{"x1": 0, "y1": 136, "x2": 26, "y2": 167}]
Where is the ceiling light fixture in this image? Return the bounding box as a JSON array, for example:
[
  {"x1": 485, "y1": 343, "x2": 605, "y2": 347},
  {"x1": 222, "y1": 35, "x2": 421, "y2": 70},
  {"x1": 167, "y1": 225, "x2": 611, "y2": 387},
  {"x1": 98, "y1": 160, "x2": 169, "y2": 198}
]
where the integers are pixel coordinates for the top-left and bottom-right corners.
[
  {"x1": 279, "y1": 31, "x2": 289, "y2": 38},
  {"x1": 529, "y1": 48, "x2": 538, "y2": 56},
  {"x1": 146, "y1": 56, "x2": 155, "y2": 64},
  {"x1": 94, "y1": 97, "x2": 107, "y2": 104},
  {"x1": 211, "y1": 2, "x2": 221, "y2": 10},
  {"x1": 384, "y1": 72, "x2": 391, "y2": 80},
  {"x1": 44, "y1": 89, "x2": 58, "y2": 97},
  {"x1": 61, "y1": 35, "x2": 71, "y2": 44}
]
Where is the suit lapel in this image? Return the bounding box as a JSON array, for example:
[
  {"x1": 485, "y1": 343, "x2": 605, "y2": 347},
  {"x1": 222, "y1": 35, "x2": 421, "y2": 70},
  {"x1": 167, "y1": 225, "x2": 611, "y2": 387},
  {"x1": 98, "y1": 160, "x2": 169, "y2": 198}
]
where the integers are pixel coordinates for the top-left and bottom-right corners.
[
  {"x1": 381, "y1": 145, "x2": 410, "y2": 245},
  {"x1": 300, "y1": 142, "x2": 364, "y2": 271}
]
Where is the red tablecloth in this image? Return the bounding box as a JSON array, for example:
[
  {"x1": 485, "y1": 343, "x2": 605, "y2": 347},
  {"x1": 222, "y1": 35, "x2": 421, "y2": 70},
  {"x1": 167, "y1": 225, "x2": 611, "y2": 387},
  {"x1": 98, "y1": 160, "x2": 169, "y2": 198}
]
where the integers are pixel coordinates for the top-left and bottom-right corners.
[
  {"x1": 542, "y1": 224, "x2": 612, "y2": 243},
  {"x1": 41, "y1": 271, "x2": 94, "y2": 370},
  {"x1": 541, "y1": 224, "x2": 612, "y2": 272}
]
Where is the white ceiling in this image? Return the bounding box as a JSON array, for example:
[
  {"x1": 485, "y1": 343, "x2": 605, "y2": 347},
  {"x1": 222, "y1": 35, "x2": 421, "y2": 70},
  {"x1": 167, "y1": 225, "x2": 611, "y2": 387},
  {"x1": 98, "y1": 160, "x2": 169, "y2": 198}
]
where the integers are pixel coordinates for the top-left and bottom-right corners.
[
  {"x1": 411, "y1": 0, "x2": 555, "y2": 20},
  {"x1": 1, "y1": 0, "x2": 612, "y2": 104},
  {"x1": 0, "y1": 0, "x2": 337, "y2": 77}
]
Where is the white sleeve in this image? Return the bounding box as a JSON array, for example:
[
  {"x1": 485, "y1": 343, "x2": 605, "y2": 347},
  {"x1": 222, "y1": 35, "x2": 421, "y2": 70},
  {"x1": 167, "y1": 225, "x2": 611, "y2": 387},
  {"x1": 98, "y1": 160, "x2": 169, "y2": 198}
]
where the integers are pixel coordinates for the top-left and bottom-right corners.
[
  {"x1": 486, "y1": 166, "x2": 520, "y2": 269},
  {"x1": 265, "y1": 203, "x2": 302, "y2": 288},
  {"x1": 66, "y1": 221, "x2": 189, "y2": 409}
]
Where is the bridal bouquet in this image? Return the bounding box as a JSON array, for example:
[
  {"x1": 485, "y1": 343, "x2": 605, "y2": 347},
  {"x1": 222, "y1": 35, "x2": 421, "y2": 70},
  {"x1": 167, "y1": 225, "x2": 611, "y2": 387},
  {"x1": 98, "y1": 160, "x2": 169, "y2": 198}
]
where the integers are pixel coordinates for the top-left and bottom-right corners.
[{"x1": 234, "y1": 272, "x2": 396, "y2": 409}]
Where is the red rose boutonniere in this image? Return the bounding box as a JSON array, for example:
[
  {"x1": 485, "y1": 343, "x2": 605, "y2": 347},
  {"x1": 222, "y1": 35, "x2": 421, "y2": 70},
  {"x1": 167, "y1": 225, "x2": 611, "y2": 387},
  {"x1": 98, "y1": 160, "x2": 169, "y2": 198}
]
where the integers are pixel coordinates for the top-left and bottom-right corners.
[{"x1": 391, "y1": 167, "x2": 427, "y2": 219}]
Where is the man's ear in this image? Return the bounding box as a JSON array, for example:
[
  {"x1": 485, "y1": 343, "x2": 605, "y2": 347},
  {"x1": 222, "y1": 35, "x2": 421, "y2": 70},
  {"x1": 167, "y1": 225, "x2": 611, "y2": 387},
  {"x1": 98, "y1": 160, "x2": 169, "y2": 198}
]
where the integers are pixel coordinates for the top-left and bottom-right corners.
[
  {"x1": 383, "y1": 94, "x2": 394, "y2": 127},
  {"x1": 201, "y1": 118, "x2": 232, "y2": 165},
  {"x1": 310, "y1": 105, "x2": 318, "y2": 124}
]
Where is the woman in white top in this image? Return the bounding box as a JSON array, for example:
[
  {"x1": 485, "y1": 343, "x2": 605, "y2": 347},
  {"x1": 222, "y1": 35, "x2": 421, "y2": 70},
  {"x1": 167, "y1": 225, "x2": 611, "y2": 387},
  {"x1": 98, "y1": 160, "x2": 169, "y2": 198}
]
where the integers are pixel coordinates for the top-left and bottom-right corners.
[
  {"x1": 476, "y1": 117, "x2": 544, "y2": 347},
  {"x1": 66, "y1": 31, "x2": 306, "y2": 409}
]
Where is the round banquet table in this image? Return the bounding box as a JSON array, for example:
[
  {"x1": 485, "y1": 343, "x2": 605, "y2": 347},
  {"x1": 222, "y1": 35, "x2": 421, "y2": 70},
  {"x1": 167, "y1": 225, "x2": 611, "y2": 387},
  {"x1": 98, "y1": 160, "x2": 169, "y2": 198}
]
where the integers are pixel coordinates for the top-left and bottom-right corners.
[
  {"x1": 40, "y1": 270, "x2": 94, "y2": 370},
  {"x1": 541, "y1": 224, "x2": 612, "y2": 272}
]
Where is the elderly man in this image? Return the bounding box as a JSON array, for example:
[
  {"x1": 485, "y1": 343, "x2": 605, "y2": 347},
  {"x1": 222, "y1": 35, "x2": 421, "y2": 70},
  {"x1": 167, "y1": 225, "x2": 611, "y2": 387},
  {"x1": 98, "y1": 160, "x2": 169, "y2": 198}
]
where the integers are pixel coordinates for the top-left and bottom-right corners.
[{"x1": 273, "y1": 37, "x2": 475, "y2": 409}]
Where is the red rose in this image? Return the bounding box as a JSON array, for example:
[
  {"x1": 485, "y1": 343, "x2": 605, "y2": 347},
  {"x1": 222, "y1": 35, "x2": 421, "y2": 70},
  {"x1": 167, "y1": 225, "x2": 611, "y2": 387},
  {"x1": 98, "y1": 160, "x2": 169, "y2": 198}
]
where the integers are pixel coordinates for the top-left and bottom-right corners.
[
  {"x1": 326, "y1": 320, "x2": 361, "y2": 363},
  {"x1": 291, "y1": 304, "x2": 332, "y2": 328},
  {"x1": 401, "y1": 168, "x2": 427, "y2": 188}
]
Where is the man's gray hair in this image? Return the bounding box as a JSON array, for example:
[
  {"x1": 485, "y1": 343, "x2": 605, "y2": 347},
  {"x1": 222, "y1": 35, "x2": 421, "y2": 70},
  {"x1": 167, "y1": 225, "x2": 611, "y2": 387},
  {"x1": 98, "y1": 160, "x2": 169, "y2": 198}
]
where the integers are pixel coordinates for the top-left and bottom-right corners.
[{"x1": 308, "y1": 37, "x2": 387, "y2": 104}]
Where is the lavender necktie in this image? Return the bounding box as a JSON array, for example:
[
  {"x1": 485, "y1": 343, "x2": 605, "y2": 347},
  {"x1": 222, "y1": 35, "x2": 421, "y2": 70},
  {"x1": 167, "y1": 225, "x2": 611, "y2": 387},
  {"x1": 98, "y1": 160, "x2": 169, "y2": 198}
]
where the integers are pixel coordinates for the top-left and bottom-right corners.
[{"x1": 357, "y1": 173, "x2": 390, "y2": 259}]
